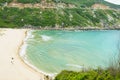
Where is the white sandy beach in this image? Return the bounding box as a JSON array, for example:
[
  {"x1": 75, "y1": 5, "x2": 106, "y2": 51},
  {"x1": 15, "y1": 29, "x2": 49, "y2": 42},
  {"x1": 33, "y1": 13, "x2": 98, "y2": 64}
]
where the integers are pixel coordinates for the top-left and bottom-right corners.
[{"x1": 0, "y1": 29, "x2": 44, "y2": 80}]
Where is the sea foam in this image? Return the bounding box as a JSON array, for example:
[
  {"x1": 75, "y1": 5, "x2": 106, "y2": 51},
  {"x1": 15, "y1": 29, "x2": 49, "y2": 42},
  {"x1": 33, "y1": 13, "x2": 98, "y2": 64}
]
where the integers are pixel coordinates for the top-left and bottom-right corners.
[
  {"x1": 20, "y1": 44, "x2": 27, "y2": 57},
  {"x1": 41, "y1": 35, "x2": 52, "y2": 41},
  {"x1": 66, "y1": 64, "x2": 83, "y2": 69},
  {"x1": 20, "y1": 30, "x2": 33, "y2": 57},
  {"x1": 23, "y1": 58, "x2": 56, "y2": 77},
  {"x1": 19, "y1": 30, "x2": 56, "y2": 78}
]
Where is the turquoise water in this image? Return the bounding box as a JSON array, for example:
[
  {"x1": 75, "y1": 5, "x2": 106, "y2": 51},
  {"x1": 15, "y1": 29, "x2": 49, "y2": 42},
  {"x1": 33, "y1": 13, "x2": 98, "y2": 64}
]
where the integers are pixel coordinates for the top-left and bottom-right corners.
[{"x1": 24, "y1": 30, "x2": 120, "y2": 74}]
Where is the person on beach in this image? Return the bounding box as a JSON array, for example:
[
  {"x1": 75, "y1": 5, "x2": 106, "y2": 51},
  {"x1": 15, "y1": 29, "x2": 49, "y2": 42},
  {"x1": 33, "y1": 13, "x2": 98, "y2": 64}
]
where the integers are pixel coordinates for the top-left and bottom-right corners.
[
  {"x1": 11, "y1": 57, "x2": 14, "y2": 64},
  {"x1": 44, "y1": 75, "x2": 52, "y2": 80}
]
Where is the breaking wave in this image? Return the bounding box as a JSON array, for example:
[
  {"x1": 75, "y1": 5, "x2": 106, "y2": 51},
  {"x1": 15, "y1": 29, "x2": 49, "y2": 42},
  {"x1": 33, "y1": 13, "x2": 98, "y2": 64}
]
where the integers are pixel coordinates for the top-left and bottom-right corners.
[
  {"x1": 66, "y1": 64, "x2": 83, "y2": 69},
  {"x1": 41, "y1": 35, "x2": 52, "y2": 41}
]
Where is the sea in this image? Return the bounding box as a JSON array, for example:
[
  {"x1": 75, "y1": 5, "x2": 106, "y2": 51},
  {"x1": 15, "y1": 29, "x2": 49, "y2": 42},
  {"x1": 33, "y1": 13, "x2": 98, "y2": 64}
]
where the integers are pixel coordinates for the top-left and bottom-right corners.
[{"x1": 20, "y1": 30, "x2": 120, "y2": 76}]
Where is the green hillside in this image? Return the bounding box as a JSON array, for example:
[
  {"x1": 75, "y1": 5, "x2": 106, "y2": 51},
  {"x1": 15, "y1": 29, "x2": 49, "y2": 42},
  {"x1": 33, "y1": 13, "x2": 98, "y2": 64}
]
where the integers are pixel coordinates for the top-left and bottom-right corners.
[
  {"x1": 0, "y1": 0, "x2": 119, "y2": 29},
  {"x1": 0, "y1": 7, "x2": 119, "y2": 28}
]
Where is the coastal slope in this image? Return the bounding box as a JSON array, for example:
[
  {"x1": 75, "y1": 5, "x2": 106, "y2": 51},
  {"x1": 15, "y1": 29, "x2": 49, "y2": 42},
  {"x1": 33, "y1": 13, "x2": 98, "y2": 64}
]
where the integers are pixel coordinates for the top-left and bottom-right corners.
[{"x1": 0, "y1": 29, "x2": 44, "y2": 80}]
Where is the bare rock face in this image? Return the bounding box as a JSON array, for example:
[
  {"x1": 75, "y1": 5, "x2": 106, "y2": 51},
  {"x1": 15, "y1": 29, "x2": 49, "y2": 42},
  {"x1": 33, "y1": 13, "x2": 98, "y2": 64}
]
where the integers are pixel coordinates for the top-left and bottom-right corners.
[{"x1": 92, "y1": 3, "x2": 109, "y2": 9}]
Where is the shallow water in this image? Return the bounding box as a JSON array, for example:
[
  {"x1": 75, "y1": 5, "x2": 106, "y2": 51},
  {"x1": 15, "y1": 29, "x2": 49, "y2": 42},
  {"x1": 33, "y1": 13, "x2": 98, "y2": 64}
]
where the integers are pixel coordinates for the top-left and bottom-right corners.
[{"x1": 22, "y1": 30, "x2": 120, "y2": 74}]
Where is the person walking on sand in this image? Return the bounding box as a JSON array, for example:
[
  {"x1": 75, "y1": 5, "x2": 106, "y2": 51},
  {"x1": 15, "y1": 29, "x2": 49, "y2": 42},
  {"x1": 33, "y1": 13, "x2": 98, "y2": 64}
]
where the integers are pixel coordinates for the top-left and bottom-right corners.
[{"x1": 11, "y1": 57, "x2": 14, "y2": 64}]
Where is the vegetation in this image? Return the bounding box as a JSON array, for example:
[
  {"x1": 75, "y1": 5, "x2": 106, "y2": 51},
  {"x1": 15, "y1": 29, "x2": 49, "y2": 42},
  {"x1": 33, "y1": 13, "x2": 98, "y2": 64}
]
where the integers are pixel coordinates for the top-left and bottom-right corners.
[
  {"x1": 55, "y1": 63, "x2": 120, "y2": 80},
  {"x1": 0, "y1": 0, "x2": 119, "y2": 9},
  {"x1": 17, "y1": 0, "x2": 41, "y2": 4},
  {"x1": 0, "y1": 0, "x2": 12, "y2": 6},
  {"x1": 0, "y1": 1, "x2": 119, "y2": 79},
  {"x1": 53, "y1": 0, "x2": 120, "y2": 9},
  {"x1": 0, "y1": 7, "x2": 119, "y2": 28},
  {"x1": 0, "y1": 0, "x2": 12, "y2": 3},
  {"x1": 55, "y1": 41, "x2": 120, "y2": 80},
  {"x1": 53, "y1": 0, "x2": 97, "y2": 8},
  {"x1": 55, "y1": 69, "x2": 120, "y2": 80}
]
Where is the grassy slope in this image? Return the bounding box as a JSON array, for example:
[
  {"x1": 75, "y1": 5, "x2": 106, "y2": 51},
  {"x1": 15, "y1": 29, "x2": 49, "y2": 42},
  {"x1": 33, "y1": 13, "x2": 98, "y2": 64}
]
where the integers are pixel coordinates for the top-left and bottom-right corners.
[{"x1": 0, "y1": 7, "x2": 119, "y2": 28}]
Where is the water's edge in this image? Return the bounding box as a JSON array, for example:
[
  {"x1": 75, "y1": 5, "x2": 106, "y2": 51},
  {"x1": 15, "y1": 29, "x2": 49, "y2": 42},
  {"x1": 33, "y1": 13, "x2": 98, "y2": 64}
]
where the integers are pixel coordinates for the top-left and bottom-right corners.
[
  {"x1": 19, "y1": 30, "x2": 55, "y2": 79},
  {"x1": 22, "y1": 25, "x2": 120, "y2": 30},
  {"x1": 18, "y1": 29, "x2": 120, "y2": 79}
]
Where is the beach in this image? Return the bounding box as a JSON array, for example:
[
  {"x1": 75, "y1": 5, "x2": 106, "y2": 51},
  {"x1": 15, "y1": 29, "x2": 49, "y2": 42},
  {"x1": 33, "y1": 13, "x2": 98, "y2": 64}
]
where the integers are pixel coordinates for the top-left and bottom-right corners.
[{"x1": 0, "y1": 29, "x2": 44, "y2": 80}]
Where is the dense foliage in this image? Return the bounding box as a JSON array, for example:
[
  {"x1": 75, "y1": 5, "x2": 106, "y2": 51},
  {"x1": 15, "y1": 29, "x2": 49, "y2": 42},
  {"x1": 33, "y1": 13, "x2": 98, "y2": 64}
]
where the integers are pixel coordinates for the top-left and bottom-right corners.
[
  {"x1": 17, "y1": 0, "x2": 41, "y2": 4},
  {"x1": 0, "y1": 0, "x2": 12, "y2": 3},
  {"x1": 53, "y1": 0, "x2": 97, "y2": 8},
  {"x1": 0, "y1": 7, "x2": 119, "y2": 28},
  {"x1": 55, "y1": 69, "x2": 120, "y2": 80}
]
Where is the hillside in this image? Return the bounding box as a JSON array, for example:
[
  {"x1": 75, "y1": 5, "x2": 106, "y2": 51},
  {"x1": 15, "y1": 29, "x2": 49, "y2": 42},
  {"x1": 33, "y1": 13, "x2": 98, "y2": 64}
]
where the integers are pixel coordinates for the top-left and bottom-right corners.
[
  {"x1": 53, "y1": 0, "x2": 120, "y2": 9},
  {"x1": 0, "y1": 0, "x2": 120, "y2": 9},
  {"x1": 0, "y1": 7, "x2": 119, "y2": 29},
  {"x1": 0, "y1": 0, "x2": 119, "y2": 29},
  {"x1": 0, "y1": 1, "x2": 119, "y2": 80}
]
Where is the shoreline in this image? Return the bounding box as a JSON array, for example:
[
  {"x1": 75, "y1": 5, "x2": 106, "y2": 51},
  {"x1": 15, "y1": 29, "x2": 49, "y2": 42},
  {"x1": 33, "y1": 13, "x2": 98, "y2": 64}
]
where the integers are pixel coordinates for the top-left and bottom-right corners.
[
  {"x1": 1, "y1": 27, "x2": 120, "y2": 30},
  {"x1": 18, "y1": 28, "x2": 120, "y2": 79},
  {"x1": 19, "y1": 30, "x2": 55, "y2": 78},
  {"x1": 21, "y1": 26, "x2": 120, "y2": 30},
  {"x1": 0, "y1": 29, "x2": 45, "y2": 80},
  {"x1": 17, "y1": 29, "x2": 48, "y2": 79},
  {"x1": 0, "y1": 28, "x2": 119, "y2": 80}
]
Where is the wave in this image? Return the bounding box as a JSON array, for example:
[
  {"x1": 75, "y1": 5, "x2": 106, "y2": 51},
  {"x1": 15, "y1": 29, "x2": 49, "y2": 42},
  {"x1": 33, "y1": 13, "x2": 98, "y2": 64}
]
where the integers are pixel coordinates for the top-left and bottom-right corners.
[
  {"x1": 23, "y1": 57, "x2": 56, "y2": 77},
  {"x1": 20, "y1": 43, "x2": 27, "y2": 57},
  {"x1": 25, "y1": 30, "x2": 34, "y2": 40},
  {"x1": 19, "y1": 30, "x2": 56, "y2": 78},
  {"x1": 41, "y1": 35, "x2": 52, "y2": 41},
  {"x1": 20, "y1": 30, "x2": 33, "y2": 57},
  {"x1": 66, "y1": 64, "x2": 83, "y2": 69}
]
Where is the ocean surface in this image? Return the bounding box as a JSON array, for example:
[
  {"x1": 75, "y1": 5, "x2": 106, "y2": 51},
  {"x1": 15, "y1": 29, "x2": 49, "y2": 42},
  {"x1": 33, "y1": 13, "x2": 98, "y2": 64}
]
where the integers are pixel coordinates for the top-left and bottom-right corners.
[{"x1": 20, "y1": 30, "x2": 120, "y2": 75}]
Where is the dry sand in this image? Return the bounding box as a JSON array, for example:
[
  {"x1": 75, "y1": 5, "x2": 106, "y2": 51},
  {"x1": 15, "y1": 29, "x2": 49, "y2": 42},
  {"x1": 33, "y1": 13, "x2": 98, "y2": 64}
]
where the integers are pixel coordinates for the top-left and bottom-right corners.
[{"x1": 0, "y1": 29, "x2": 44, "y2": 80}]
